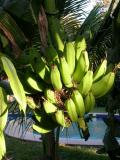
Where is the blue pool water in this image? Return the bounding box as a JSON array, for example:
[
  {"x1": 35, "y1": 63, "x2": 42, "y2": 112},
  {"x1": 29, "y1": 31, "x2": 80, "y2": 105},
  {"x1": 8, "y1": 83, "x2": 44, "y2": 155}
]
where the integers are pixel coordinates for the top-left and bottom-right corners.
[
  {"x1": 59, "y1": 117, "x2": 106, "y2": 140},
  {"x1": 6, "y1": 113, "x2": 120, "y2": 145}
]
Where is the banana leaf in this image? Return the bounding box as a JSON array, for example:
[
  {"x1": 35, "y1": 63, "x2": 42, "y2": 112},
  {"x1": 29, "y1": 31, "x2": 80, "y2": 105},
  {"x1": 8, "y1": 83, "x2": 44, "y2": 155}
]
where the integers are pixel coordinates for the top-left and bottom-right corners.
[
  {"x1": 0, "y1": 87, "x2": 8, "y2": 131},
  {"x1": 0, "y1": 55, "x2": 27, "y2": 114}
]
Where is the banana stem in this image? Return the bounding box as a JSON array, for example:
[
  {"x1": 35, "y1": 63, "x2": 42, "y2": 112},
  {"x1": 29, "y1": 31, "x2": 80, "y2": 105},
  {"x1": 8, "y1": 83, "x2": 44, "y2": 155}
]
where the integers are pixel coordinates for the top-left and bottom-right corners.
[{"x1": 44, "y1": 0, "x2": 58, "y2": 14}]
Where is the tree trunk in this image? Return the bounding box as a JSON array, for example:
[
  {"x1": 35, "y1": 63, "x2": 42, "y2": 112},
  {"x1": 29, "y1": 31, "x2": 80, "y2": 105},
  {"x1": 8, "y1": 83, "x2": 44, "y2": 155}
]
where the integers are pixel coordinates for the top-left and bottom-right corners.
[{"x1": 42, "y1": 130, "x2": 60, "y2": 160}]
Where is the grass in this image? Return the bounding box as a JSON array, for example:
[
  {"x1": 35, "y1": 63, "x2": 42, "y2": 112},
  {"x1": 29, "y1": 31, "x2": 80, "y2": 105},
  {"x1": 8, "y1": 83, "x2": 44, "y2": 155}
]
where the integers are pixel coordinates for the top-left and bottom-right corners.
[{"x1": 5, "y1": 136, "x2": 108, "y2": 160}]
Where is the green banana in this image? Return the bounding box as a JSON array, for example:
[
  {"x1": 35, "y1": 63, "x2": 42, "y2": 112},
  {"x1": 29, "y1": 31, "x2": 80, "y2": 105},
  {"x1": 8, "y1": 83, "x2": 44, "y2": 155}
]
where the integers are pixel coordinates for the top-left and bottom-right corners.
[
  {"x1": 78, "y1": 70, "x2": 93, "y2": 96},
  {"x1": 17, "y1": 71, "x2": 38, "y2": 94},
  {"x1": 93, "y1": 59, "x2": 107, "y2": 82},
  {"x1": 0, "y1": 87, "x2": 8, "y2": 131},
  {"x1": 0, "y1": 132, "x2": 6, "y2": 160},
  {"x1": 33, "y1": 124, "x2": 52, "y2": 134},
  {"x1": 33, "y1": 109, "x2": 58, "y2": 133},
  {"x1": 75, "y1": 35, "x2": 87, "y2": 61},
  {"x1": 64, "y1": 41, "x2": 75, "y2": 75},
  {"x1": 59, "y1": 56, "x2": 73, "y2": 88},
  {"x1": 65, "y1": 98, "x2": 78, "y2": 122},
  {"x1": 73, "y1": 50, "x2": 89, "y2": 83},
  {"x1": 33, "y1": 56, "x2": 51, "y2": 84},
  {"x1": 24, "y1": 69, "x2": 45, "y2": 92},
  {"x1": 92, "y1": 71, "x2": 115, "y2": 98},
  {"x1": 45, "y1": 44, "x2": 59, "y2": 64},
  {"x1": 44, "y1": 88, "x2": 57, "y2": 104},
  {"x1": 50, "y1": 64, "x2": 62, "y2": 91},
  {"x1": 48, "y1": 16, "x2": 64, "y2": 52},
  {"x1": 78, "y1": 117, "x2": 87, "y2": 131},
  {"x1": 54, "y1": 110, "x2": 71, "y2": 127},
  {"x1": 71, "y1": 90, "x2": 85, "y2": 117},
  {"x1": 43, "y1": 99, "x2": 57, "y2": 114},
  {"x1": 84, "y1": 92, "x2": 95, "y2": 113}
]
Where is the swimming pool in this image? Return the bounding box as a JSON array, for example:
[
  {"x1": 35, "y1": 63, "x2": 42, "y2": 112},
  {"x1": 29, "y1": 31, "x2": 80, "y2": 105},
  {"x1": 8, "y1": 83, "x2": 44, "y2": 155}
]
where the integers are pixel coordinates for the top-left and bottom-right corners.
[{"x1": 5, "y1": 113, "x2": 120, "y2": 145}]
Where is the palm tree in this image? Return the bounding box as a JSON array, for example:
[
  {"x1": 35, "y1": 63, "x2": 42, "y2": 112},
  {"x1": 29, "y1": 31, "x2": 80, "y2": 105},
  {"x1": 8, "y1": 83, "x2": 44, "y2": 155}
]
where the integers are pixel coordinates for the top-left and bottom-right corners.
[{"x1": 0, "y1": 0, "x2": 120, "y2": 160}]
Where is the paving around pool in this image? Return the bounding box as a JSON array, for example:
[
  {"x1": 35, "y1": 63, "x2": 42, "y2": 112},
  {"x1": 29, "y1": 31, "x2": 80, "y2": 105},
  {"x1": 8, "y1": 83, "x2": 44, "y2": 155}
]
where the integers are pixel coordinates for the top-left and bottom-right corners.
[{"x1": 5, "y1": 109, "x2": 120, "y2": 146}]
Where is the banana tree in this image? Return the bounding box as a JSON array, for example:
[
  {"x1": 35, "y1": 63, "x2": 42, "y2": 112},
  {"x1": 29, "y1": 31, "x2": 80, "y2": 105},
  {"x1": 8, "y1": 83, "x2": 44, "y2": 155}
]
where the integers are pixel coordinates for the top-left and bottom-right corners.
[{"x1": 0, "y1": 0, "x2": 119, "y2": 160}]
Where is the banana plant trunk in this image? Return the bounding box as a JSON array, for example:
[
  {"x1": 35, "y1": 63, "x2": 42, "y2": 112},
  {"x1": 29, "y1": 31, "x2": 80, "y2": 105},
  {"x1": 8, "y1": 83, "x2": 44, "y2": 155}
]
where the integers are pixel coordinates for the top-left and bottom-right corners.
[{"x1": 42, "y1": 130, "x2": 60, "y2": 160}]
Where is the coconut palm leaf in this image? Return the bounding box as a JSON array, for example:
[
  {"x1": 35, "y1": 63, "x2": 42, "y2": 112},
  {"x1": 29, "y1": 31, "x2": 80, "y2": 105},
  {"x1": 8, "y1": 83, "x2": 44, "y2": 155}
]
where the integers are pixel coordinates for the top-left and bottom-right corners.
[{"x1": 59, "y1": 0, "x2": 92, "y2": 40}]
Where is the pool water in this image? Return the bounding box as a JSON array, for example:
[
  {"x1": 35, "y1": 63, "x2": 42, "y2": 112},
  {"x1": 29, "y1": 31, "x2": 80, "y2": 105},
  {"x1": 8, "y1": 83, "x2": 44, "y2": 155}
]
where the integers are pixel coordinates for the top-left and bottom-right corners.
[
  {"x1": 6, "y1": 113, "x2": 120, "y2": 145},
  {"x1": 59, "y1": 117, "x2": 106, "y2": 140}
]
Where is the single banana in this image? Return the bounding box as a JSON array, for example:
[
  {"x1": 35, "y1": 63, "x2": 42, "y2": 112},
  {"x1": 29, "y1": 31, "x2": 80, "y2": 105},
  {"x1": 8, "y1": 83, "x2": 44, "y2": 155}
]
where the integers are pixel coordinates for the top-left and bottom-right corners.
[
  {"x1": 92, "y1": 71, "x2": 115, "y2": 98},
  {"x1": 24, "y1": 69, "x2": 45, "y2": 92},
  {"x1": 43, "y1": 99, "x2": 58, "y2": 114},
  {"x1": 33, "y1": 124, "x2": 52, "y2": 134},
  {"x1": 78, "y1": 70, "x2": 93, "y2": 96},
  {"x1": 44, "y1": 88, "x2": 57, "y2": 104},
  {"x1": 71, "y1": 90, "x2": 85, "y2": 117},
  {"x1": 54, "y1": 110, "x2": 71, "y2": 127},
  {"x1": 73, "y1": 50, "x2": 89, "y2": 83},
  {"x1": 84, "y1": 92, "x2": 95, "y2": 113},
  {"x1": 64, "y1": 41, "x2": 75, "y2": 75},
  {"x1": 59, "y1": 56, "x2": 73, "y2": 88},
  {"x1": 45, "y1": 44, "x2": 59, "y2": 64},
  {"x1": 17, "y1": 71, "x2": 38, "y2": 94},
  {"x1": 93, "y1": 59, "x2": 107, "y2": 82},
  {"x1": 33, "y1": 109, "x2": 58, "y2": 131},
  {"x1": 65, "y1": 98, "x2": 78, "y2": 122},
  {"x1": 75, "y1": 35, "x2": 87, "y2": 61},
  {"x1": 50, "y1": 64, "x2": 62, "y2": 91},
  {"x1": 48, "y1": 16, "x2": 64, "y2": 52},
  {"x1": 33, "y1": 56, "x2": 51, "y2": 84}
]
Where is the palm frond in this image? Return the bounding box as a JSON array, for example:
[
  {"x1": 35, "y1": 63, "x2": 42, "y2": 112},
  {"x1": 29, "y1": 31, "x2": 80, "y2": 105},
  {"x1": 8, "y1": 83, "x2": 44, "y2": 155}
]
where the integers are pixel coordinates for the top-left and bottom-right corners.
[
  {"x1": 78, "y1": 4, "x2": 105, "y2": 37},
  {"x1": 60, "y1": 0, "x2": 91, "y2": 40}
]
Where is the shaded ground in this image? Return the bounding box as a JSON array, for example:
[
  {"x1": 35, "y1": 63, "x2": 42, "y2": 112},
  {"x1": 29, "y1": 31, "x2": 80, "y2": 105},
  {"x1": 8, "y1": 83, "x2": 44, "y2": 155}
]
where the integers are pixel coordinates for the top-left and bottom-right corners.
[{"x1": 5, "y1": 136, "x2": 108, "y2": 160}]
